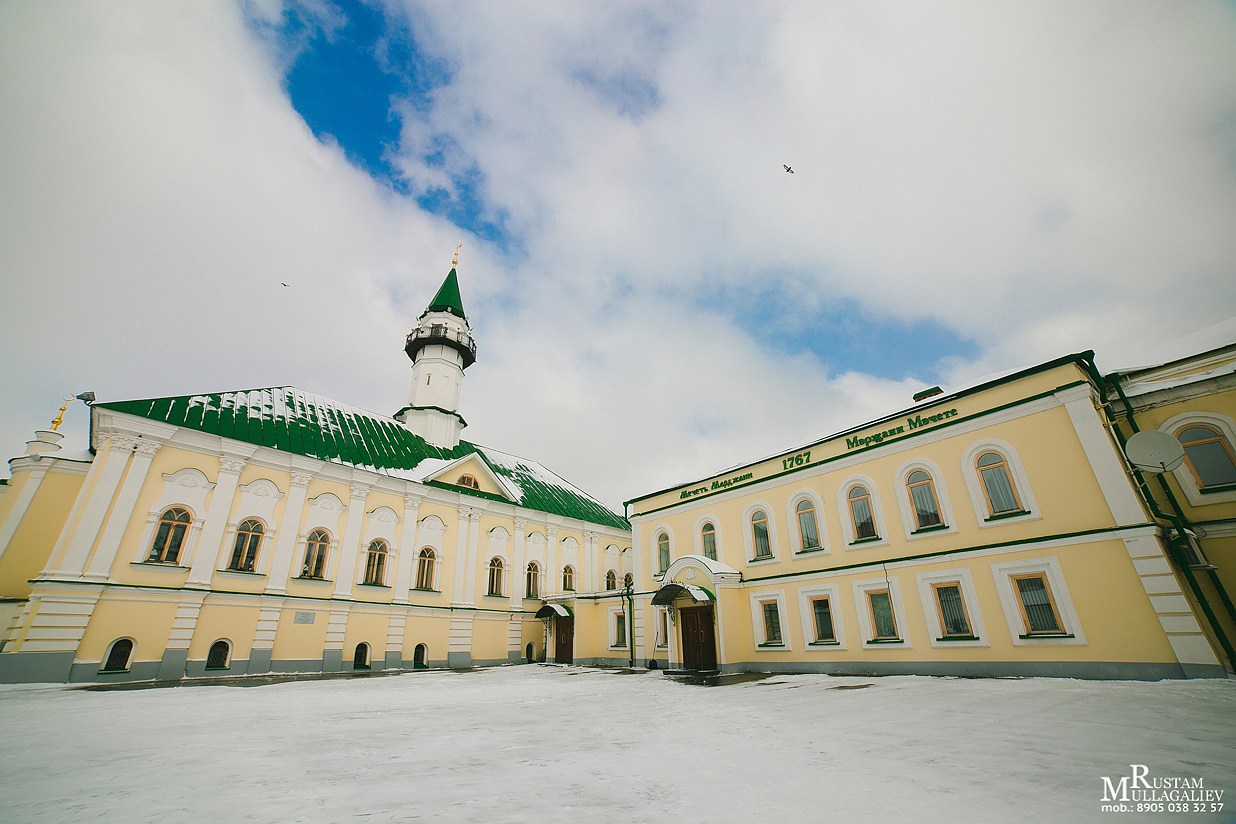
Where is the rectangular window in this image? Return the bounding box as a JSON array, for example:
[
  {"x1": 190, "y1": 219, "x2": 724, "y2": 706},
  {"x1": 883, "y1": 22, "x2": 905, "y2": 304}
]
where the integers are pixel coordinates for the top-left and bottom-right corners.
[
  {"x1": 932, "y1": 583, "x2": 972, "y2": 637},
  {"x1": 811, "y1": 598, "x2": 835, "y2": 643},
  {"x1": 1012, "y1": 574, "x2": 1063, "y2": 634},
  {"x1": 867, "y1": 590, "x2": 899, "y2": 640},
  {"x1": 657, "y1": 609, "x2": 669, "y2": 648},
  {"x1": 614, "y1": 612, "x2": 627, "y2": 648},
  {"x1": 761, "y1": 601, "x2": 783, "y2": 645},
  {"x1": 753, "y1": 521, "x2": 772, "y2": 559}
]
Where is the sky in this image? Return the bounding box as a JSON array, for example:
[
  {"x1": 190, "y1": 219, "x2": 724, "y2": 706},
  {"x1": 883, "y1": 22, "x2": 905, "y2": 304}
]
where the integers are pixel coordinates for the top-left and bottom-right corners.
[
  {"x1": 1, "y1": 667, "x2": 1234, "y2": 822},
  {"x1": 1, "y1": 1, "x2": 1235, "y2": 511}
]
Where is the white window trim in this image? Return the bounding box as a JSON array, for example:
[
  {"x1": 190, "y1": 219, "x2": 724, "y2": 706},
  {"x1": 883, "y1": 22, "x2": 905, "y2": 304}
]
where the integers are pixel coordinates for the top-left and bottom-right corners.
[
  {"x1": 796, "y1": 584, "x2": 847, "y2": 650},
  {"x1": 742, "y1": 500, "x2": 780, "y2": 565},
  {"x1": 893, "y1": 459, "x2": 958, "y2": 541},
  {"x1": 989, "y1": 557, "x2": 1086, "y2": 646},
  {"x1": 914, "y1": 569, "x2": 989, "y2": 648},
  {"x1": 853, "y1": 576, "x2": 912, "y2": 648},
  {"x1": 748, "y1": 589, "x2": 790, "y2": 650},
  {"x1": 608, "y1": 606, "x2": 628, "y2": 649},
  {"x1": 835, "y1": 474, "x2": 889, "y2": 550},
  {"x1": 785, "y1": 489, "x2": 829, "y2": 556},
  {"x1": 959, "y1": 439, "x2": 1041, "y2": 527},
  {"x1": 692, "y1": 513, "x2": 725, "y2": 562},
  {"x1": 1160, "y1": 411, "x2": 1236, "y2": 506}
]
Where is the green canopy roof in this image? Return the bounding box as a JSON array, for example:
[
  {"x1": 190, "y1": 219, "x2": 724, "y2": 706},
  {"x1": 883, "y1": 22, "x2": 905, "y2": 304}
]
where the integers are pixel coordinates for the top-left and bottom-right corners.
[
  {"x1": 96, "y1": 387, "x2": 628, "y2": 531},
  {"x1": 422, "y1": 269, "x2": 467, "y2": 320}
]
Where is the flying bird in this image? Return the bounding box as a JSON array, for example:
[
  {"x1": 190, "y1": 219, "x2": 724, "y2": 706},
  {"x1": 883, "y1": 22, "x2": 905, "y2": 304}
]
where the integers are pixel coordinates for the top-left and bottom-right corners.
[
  {"x1": 281, "y1": 282, "x2": 289, "y2": 287},
  {"x1": 783, "y1": 164, "x2": 795, "y2": 174}
]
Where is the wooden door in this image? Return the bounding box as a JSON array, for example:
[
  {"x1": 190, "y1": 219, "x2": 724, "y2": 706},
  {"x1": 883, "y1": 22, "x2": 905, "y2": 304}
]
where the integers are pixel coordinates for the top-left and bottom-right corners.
[
  {"x1": 554, "y1": 617, "x2": 574, "y2": 664},
  {"x1": 680, "y1": 606, "x2": 717, "y2": 671}
]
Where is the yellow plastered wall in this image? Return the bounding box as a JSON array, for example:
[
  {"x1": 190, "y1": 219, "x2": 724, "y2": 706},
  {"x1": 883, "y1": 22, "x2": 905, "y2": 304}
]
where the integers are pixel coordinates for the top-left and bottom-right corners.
[
  {"x1": 271, "y1": 607, "x2": 329, "y2": 662},
  {"x1": 402, "y1": 610, "x2": 450, "y2": 662},
  {"x1": 342, "y1": 609, "x2": 390, "y2": 662},
  {"x1": 470, "y1": 610, "x2": 512, "y2": 661},
  {"x1": 189, "y1": 602, "x2": 261, "y2": 661},
  {"x1": 0, "y1": 466, "x2": 87, "y2": 597},
  {"x1": 77, "y1": 596, "x2": 178, "y2": 664}
]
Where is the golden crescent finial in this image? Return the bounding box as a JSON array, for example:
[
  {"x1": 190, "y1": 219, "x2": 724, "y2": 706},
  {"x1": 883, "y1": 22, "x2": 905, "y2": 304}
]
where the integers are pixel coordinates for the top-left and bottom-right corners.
[
  {"x1": 49, "y1": 396, "x2": 73, "y2": 432},
  {"x1": 452, "y1": 241, "x2": 462, "y2": 268}
]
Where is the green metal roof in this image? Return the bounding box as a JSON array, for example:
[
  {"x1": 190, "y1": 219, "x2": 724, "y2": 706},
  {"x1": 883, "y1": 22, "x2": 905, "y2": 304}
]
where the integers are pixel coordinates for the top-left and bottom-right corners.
[
  {"x1": 421, "y1": 269, "x2": 467, "y2": 320},
  {"x1": 95, "y1": 387, "x2": 628, "y2": 531}
]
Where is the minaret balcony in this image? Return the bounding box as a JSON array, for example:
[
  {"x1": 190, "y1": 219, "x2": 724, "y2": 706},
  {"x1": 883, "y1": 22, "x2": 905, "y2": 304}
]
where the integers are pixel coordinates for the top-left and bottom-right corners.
[{"x1": 405, "y1": 324, "x2": 477, "y2": 367}]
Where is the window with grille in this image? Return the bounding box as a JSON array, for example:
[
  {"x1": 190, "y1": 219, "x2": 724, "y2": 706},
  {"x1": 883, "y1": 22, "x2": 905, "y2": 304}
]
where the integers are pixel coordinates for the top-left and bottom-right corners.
[
  {"x1": 657, "y1": 533, "x2": 670, "y2": 572},
  {"x1": 205, "y1": 640, "x2": 230, "y2": 670},
  {"x1": 932, "y1": 583, "x2": 973, "y2": 637},
  {"x1": 562, "y1": 565, "x2": 575, "y2": 592},
  {"x1": 102, "y1": 639, "x2": 133, "y2": 672},
  {"x1": 229, "y1": 519, "x2": 264, "y2": 572},
  {"x1": 416, "y1": 548, "x2": 436, "y2": 590},
  {"x1": 1012, "y1": 574, "x2": 1063, "y2": 634},
  {"x1": 605, "y1": 569, "x2": 617, "y2": 590},
  {"x1": 457, "y1": 474, "x2": 480, "y2": 489},
  {"x1": 148, "y1": 507, "x2": 192, "y2": 564},
  {"x1": 363, "y1": 539, "x2": 388, "y2": 585},
  {"x1": 614, "y1": 612, "x2": 627, "y2": 648}
]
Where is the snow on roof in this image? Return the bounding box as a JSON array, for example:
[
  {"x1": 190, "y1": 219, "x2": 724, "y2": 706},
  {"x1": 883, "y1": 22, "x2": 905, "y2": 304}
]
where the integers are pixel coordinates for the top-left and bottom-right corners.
[{"x1": 96, "y1": 387, "x2": 628, "y2": 530}]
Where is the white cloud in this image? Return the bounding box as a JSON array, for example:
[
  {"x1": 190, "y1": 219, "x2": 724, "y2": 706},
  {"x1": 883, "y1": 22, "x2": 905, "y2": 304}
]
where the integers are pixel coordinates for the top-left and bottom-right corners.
[{"x1": 1, "y1": 1, "x2": 1234, "y2": 512}]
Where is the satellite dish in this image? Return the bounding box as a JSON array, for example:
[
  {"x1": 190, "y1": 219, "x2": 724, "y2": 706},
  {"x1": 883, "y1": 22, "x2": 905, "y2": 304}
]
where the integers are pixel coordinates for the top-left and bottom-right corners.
[{"x1": 1124, "y1": 430, "x2": 1185, "y2": 474}]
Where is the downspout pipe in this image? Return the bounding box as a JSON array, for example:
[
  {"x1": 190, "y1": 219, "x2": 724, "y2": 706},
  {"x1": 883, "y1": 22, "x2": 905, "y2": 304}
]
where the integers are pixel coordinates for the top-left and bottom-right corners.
[{"x1": 1088, "y1": 356, "x2": 1236, "y2": 670}]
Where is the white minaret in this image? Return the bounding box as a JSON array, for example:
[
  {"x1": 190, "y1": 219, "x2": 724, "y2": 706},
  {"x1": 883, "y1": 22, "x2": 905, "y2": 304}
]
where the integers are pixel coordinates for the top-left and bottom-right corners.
[{"x1": 396, "y1": 245, "x2": 476, "y2": 449}]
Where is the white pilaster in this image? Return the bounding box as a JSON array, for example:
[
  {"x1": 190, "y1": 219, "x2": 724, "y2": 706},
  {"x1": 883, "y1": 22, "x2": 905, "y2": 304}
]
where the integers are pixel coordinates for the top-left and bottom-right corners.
[
  {"x1": 82, "y1": 439, "x2": 162, "y2": 579},
  {"x1": 463, "y1": 509, "x2": 481, "y2": 603},
  {"x1": 546, "y1": 526, "x2": 559, "y2": 596},
  {"x1": 509, "y1": 518, "x2": 527, "y2": 609},
  {"x1": 1056, "y1": 384, "x2": 1148, "y2": 525},
  {"x1": 451, "y1": 508, "x2": 471, "y2": 604},
  {"x1": 185, "y1": 458, "x2": 245, "y2": 587},
  {"x1": 50, "y1": 435, "x2": 136, "y2": 576},
  {"x1": 332, "y1": 484, "x2": 371, "y2": 599},
  {"x1": 266, "y1": 472, "x2": 313, "y2": 594},
  {"x1": 392, "y1": 496, "x2": 423, "y2": 603}
]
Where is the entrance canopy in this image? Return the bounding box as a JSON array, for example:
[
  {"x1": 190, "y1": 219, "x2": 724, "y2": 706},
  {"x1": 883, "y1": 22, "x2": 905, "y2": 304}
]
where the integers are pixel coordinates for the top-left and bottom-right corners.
[
  {"x1": 651, "y1": 583, "x2": 714, "y2": 606},
  {"x1": 536, "y1": 603, "x2": 574, "y2": 618}
]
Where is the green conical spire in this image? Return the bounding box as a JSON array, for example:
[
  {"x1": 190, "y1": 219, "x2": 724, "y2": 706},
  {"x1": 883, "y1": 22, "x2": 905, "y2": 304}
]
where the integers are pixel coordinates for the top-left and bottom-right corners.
[{"x1": 423, "y1": 268, "x2": 467, "y2": 320}]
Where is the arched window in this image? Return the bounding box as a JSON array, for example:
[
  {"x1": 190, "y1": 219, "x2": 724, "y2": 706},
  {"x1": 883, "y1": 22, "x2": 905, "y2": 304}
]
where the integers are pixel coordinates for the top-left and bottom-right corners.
[
  {"x1": 1178, "y1": 426, "x2": 1236, "y2": 489},
  {"x1": 363, "y1": 539, "x2": 389, "y2": 585},
  {"x1": 751, "y1": 510, "x2": 772, "y2": 559},
  {"x1": 229, "y1": 518, "x2": 264, "y2": 572},
  {"x1": 413, "y1": 643, "x2": 428, "y2": 668},
  {"x1": 906, "y1": 470, "x2": 943, "y2": 530},
  {"x1": 526, "y1": 562, "x2": 540, "y2": 598},
  {"x1": 562, "y1": 564, "x2": 575, "y2": 592},
  {"x1": 795, "y1": 499, "x2": 821, "y2": 550},
  {"x1": 457, "y1": 474, "x2": 479, "y2": 490},
  {"x1": 623, "y1": 572, "x2": 633, "y2": 589},
  {"x1": 302, "y1": 529, "x2": 331, "y2": 579},
  {"x1": 415, "y1": 548, "x2": 436, "y2": 590},
  {"x1": 353, "y1": 642, "x2": 370, "y2": 669},
  {"x1": 148, "y1": 507, "x2": 192, "y2": 564},
  {"x1": 205, "y1": 640, "x2": 230, "y2": 670},
  {"x1": 976, "y1": 452, "x2": 1023, "y2": 516},
  {"x1": 847, "y1": 485, "x2": 878, "y2": 540},
  {"x1": 701, "y1": 522, "x2": 717, "y2": 561},
  {"x1": 657, "y1": 533, "x2": 670, "y2": 572},
  {"x1": 487, "y1": 557, "x2": 505, "y2": 596},
  {"x1": 605, "y1": 569, "x2": 617, "y2": 590},
  {"x1": 102, "y1": 638, "x2": 133, "y2": 672}
]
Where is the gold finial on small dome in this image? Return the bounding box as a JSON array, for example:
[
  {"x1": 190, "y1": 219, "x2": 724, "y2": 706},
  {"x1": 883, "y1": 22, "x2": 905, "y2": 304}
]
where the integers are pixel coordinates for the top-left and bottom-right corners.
[
  {"x1": 49, "y1": 396, "x2": 73, "y2": 432},
  {"x1": 452, "y1": 241, "x2": 462, "y2": 268}
]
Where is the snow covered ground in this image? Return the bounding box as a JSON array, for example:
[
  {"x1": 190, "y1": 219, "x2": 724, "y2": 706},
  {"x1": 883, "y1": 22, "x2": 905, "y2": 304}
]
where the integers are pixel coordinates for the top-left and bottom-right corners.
[{"x1": 0, "y1": 666, "x2": 1232, "y2": 823}]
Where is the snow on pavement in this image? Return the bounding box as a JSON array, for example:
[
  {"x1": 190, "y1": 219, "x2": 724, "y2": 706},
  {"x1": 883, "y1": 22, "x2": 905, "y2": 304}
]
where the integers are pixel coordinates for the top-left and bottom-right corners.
[{"x1": 0, "y1": 667, "x2": 1232, "y2": 823}]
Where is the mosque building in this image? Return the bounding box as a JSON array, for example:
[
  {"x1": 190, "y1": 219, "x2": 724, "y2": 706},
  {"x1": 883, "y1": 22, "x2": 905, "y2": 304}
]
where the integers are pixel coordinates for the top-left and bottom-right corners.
[{"x1": 1, "y1": 254, "x2": 1233, "y2": 682}]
